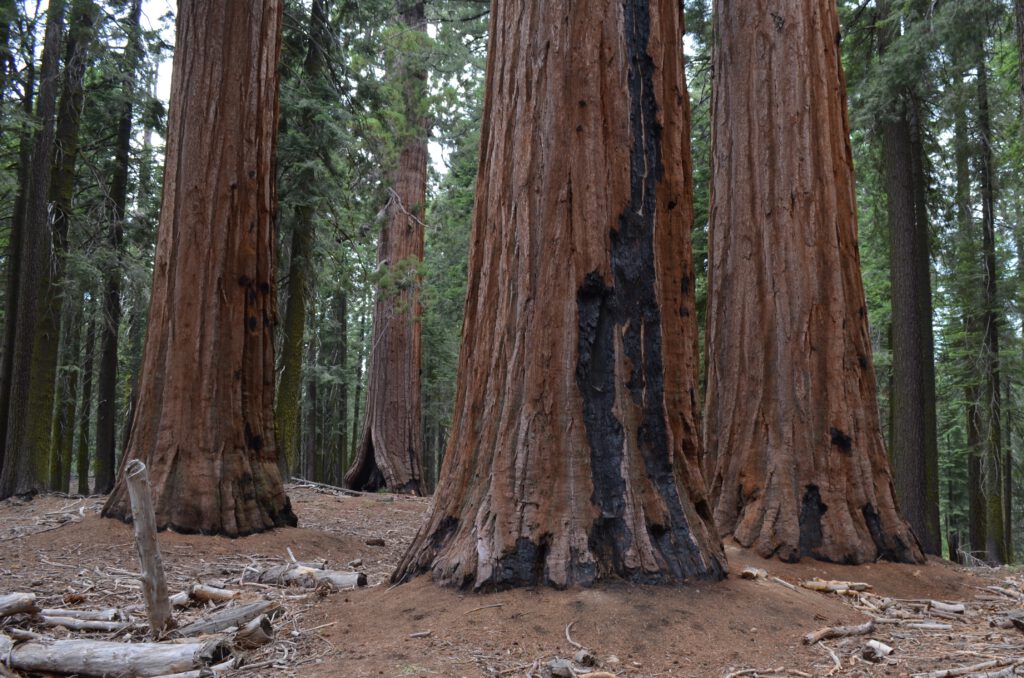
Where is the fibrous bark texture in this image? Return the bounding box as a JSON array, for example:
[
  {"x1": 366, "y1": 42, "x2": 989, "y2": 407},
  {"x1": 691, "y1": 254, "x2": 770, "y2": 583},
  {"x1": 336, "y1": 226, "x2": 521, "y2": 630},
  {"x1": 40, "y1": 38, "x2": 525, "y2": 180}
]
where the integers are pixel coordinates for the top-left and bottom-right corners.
[
  {"x1": 101, "y1": 0, "x2": 295, "y2": 535},
  {"x1": 704, "y1": 0, "x2": 923, "y2": 564},
  {"x1": 882, "y1": 92, "x2": 939, "y2": 555},
  {"x1": 394, "y1": 0, "x2": 726, "y2": 590},
  {"x1": 345, "y1": 0, "x2": 427, "y2": 495},
  {"x1": 0, "y1": 0, "x2": 65, "y2": 499}
]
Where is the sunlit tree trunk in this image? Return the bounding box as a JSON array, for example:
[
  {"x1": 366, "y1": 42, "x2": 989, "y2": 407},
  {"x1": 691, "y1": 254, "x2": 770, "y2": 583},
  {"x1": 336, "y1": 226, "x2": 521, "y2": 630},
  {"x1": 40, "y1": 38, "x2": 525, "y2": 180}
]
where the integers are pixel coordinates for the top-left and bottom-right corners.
[
  {"x1": 704, "y1": 0, "x2": 922, "y2": 564},
  {"x1": 102, "y1": 0, "x2": 295, "y2": 535},
  {"x1": 395, "y1": 0, "x2": 725, "y2": 589}
]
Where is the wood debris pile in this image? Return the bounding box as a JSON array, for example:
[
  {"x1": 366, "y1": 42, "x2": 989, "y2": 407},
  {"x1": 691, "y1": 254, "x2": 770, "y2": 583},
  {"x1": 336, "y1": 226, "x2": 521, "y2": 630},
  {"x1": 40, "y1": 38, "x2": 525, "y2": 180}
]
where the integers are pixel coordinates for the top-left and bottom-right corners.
[{"x1": 0, "y1": 558, "x2": 366, "y2": 677}]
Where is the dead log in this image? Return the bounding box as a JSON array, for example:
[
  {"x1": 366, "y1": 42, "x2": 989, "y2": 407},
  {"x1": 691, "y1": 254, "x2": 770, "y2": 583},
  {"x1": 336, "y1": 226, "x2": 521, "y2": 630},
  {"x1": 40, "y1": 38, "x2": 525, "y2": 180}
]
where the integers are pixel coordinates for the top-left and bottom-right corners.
[
  {"x1": 803, "y1": 619, "x2": 875, "y2": 645},
  {"x1": 232, "y1": 615, "x2": 274, "y2": 649},
  {"x1": 125, "y1": 459, "x2": 172, "y2": 633},
  {"x1": 242, "y1": 563, "x2": 366, "y2": 590},
  {"x1": 39, "y1": 608, "x2": 122, "y2": 621},
  {"x1": 171, "y1": 599, "x2": 279, "y2": 638},
  {"x1": 0, "y1": 633, "x2": 230, "y2": 677},
  {"x1": 928, "y1": 601, "x2": 966, "y2": 614},
  {"x1": 862, "y1": 639, "x2": 893, "y2": 661},
  {"x1": 0, "y1": 593, "x2": 38, "y2": 618}
]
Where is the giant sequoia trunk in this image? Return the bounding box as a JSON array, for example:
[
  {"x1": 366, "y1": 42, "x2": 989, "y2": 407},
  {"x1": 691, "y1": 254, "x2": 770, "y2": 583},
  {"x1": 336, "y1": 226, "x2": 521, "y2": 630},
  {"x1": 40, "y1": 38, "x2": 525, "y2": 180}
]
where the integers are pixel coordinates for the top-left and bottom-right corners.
[
  {"x1": 101, "y1": 0, "x2": 295, "y2": 535},
  {"x1": 703, "y1": 0, "x2": 923, "y2": 564},
  {"x1": 394, "y1": 0, "x2": 726, "y2": 590},
  {"x1": 345, "y1": 0, "x2": 427, "y2": 495}
]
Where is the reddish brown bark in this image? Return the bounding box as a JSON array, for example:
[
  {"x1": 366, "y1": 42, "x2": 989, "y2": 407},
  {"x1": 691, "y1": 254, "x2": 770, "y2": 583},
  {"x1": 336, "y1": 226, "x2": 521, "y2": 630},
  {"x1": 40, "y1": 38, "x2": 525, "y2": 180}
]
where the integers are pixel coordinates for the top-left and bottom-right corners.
[
  {"x1": 101, "y1": 0, "x2": 295, "y2": 535},
  {"x1": 393, "y1": 0, "x2": 725, "y2": 590},
  {"x1": 344, "y1": 0, "x2": 427, "y2": 495},
  {"x1": 704, "y1": 0, "x2": 922, "y2": 564}
]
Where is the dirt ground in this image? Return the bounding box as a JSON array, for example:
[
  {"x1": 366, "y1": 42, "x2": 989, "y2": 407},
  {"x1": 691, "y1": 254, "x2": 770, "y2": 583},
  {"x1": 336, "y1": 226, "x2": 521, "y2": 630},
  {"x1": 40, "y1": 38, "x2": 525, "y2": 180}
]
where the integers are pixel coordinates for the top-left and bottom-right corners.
[{"x1": 1, "y1": 483, "x2": 1022, "y2": 677}]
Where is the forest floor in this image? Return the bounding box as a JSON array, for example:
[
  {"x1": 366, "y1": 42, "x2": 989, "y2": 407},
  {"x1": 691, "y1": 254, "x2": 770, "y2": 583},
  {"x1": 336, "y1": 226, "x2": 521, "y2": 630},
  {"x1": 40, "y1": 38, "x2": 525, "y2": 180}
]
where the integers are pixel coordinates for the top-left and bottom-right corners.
[{"x1": 1, "y1": 483, "x2": 1022, "y2": 677}]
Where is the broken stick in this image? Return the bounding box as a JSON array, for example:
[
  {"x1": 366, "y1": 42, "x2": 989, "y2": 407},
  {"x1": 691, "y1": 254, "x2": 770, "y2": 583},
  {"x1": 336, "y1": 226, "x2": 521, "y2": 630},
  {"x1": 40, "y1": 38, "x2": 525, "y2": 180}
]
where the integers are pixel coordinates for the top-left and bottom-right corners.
[{"x1": 125, "y1": 459, "x2": 172, "y2": 634}]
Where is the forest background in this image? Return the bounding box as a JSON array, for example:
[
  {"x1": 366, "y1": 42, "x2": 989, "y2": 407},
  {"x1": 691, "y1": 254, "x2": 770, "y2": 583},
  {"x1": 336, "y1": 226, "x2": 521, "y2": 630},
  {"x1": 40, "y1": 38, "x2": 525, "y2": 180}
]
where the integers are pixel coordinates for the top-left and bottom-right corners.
[{"x1": 0, "y1": 0, "x2": 1021, "y2": 563}]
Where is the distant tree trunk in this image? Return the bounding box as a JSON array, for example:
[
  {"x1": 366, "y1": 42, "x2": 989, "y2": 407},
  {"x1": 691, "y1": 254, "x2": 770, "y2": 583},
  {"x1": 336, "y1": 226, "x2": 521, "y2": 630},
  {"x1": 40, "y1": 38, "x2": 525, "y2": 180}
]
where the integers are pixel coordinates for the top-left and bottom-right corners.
[
  {"x1": 302, "y1": 340, "x2": 318, "y2": 481},
  {"x1": 703, "y1": 0, "x2": 923, "y2": 564},
  {"x1": 333, "y1": 293, "x2": 347, "y2": 485},
  {"x1": 975, "y1": 52, "x2": 1005, "y2": 565},
  {"x1": 0, "y1": 0, "x2": 66, "y2": 499},
  {"x1": 876, "y1": 2, "x2": 940, "y2": 556},
  {"x1": 76, "y1": 315, "x2": 95, "y2": 496},
  {"x1": 954, "y1": 97, "x2": 987, "y2": 557},
  {"x1": 345, "y1": 0, "x2": 427, "y2": 495},
  {"x1": 349, "y1": 309, "x2": 366, "y2": 463},
  {"x1": 95, "y1": 0, "x2": 142, "y2": 494},
  {"x1": 0, "y1": 0, "x2": 16, "y2": 133},
  {"x1": 101, "y1": 0, "x2": 296, "y2": 535},
  {"x1": 395, "y1": 0, "x2": 726, "y2": 589},
  {"x1": 50, "y1": 301, "x2": 81, "y2": 492},
  {"x1": 34, "y1": 0, "x2": 97, "y2": 493}
]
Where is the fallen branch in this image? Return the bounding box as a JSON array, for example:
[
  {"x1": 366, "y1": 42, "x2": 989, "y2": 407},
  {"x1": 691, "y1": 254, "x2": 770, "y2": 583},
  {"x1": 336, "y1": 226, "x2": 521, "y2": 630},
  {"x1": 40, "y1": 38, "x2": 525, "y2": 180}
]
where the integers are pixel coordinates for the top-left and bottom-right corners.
[
  {"x1": 803, "y1": 619, "x2": 875, "y2": 645},
  {"x1": 565, "y1": 621, "x2": 584, "y2": 650},
  {"x1": 39, "y1": 608, "x2": 121, "y2": 621},
  {"x1": 38, "y1": 615, "x2": 137, "y2": 633},
  {"x1": 915, "y1": 658, "x2": 1020, "y2": 678},
  {"x1": 0, "y1": 633, "x2": 230, "y2": 677},
  {"x1": 171, "y1": 599, "x2": 279, "y2": 639},
  {"x1": 187, "y1": 584, "x2": 241, "y2": 605},
  {"x1": 151, "y1": 657, "x2": 236, "y2": 678},
  {"x1": 242, "y1": 563, "x2": 365, "y2": 591},
  {"x1": 0, "y1": 593, "x2": 38, "y2": 618},
  {"x1": 801, "y1": 579, "x2": 872, "y2": 594}
]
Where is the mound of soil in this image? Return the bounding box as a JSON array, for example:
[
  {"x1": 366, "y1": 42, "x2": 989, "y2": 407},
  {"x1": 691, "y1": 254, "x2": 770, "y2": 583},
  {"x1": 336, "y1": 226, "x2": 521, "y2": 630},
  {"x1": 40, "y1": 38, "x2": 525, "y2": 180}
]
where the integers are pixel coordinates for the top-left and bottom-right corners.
[{"x1": 0, "y1": 485, "x2": 1016, "y2": 677}]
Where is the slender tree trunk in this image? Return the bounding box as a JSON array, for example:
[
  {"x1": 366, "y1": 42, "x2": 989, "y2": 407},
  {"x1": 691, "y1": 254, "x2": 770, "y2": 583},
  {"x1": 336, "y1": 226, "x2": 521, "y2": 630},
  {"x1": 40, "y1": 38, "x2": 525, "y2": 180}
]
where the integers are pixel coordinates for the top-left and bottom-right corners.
[
  {"x1": 876, "y1": 3, "x2": 940, "y2": 555},
  {"x1": 395, "y1": 0, "x2": 726, "y2": 589},
  {"x1": 33, "y1": 0, "x2": 96, "y2": 494},
  {"x1": 344, "y1": 0, "x2": 427, "y2": 495},
  {"x1": 0, "y1": 0, "x2": 67, "y2": 498},
  {"x1": 95, "y1": 0, "x2": 142, "y2": 494},
  {"x1": 101, "y1": 0, "x2": 296, "y2": 535},
  {"x1": 0, "y1": 48, "x2": 34, "y2": 478},
  {"x1": 333, "y1": 293, "x2": 347, "y2": 485},
  {"x1": 704, "y1": 0, "x2": 922, "y2": 564},
  {"x1": 954, "y1": 96, "x2": 987, "y2": 557},
  {"x1": 976, "y1": 52, "x2": 1005, "y2": 565},
  {"x1": 76, "y1": 316, "x2": 95, "y2": 496},
  {"x1": 350, "y1": 309, "x2": 366, "y2": 464},
  {"x1": 50, "y1": 300, "x2": 81, "y2": 492},
  {"x1": 1015, "y1": 0, "x2": 1024, "y2": 118},
  {"x1": 301, "y1": 339, "x2": 318, "y2": 481}
]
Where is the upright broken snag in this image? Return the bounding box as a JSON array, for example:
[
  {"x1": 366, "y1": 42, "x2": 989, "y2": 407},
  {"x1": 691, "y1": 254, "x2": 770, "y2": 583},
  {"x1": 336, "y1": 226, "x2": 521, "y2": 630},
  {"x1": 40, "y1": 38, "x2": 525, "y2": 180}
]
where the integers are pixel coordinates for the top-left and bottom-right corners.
[
  {"x1": 703, "y1": 0, "x2": 923, "y2": 564},
  {"x1": 125, "y1": 460, "x2": 171, "y2": 634},
  {"x1": 393, "y1": 0, "x2": 725, "y2": 589}
]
